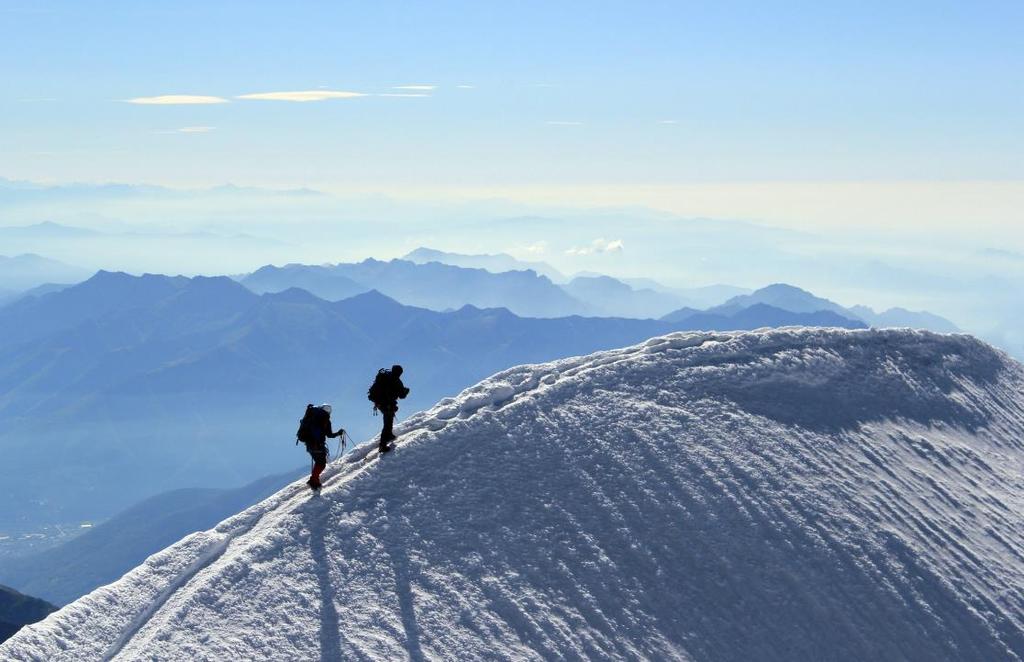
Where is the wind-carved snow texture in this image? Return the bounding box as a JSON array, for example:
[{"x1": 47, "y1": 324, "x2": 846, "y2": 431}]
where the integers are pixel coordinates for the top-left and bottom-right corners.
[{"x1": 4, "y1": 328, "x2": 1024, "y2": 661}]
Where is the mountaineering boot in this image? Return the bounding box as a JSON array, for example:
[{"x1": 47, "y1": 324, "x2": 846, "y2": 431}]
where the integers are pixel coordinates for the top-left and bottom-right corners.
[{"x1": 307, "y1": 477, "x2": 321, "y2": 491}]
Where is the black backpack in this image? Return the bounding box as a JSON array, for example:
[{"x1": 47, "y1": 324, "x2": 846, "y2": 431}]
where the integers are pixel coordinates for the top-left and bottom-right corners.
[
  {"x1": 367, "y1": 368, "x2": 390, "y2": 408},
  {"x1": 296, "y1": 404, "x2": 325, "y2": 444}
]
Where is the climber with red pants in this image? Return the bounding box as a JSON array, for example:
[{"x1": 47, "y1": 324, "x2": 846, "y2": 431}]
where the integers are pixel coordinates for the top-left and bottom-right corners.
[{"x1": 296, "y1": 403, "x2": 344, "y2": 491}]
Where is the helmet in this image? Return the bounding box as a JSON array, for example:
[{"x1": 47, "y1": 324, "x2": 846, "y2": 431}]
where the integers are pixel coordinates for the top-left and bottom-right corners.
[
  {"x1": 391, "y1": 364, "x2": 404, "y2": 377},
  {"x1": 320, "y1": 403, "x2": 332, "y2": 414}
]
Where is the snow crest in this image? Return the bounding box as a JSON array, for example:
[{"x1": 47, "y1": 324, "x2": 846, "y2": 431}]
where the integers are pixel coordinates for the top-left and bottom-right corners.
[{"x1": 4, "y1": 328, "x2": 1024, "y2": 661}]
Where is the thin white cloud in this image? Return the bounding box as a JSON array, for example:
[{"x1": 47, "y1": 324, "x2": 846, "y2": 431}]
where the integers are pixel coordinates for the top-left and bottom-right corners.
[
  {"x1": 126, "y1": 95, "x2": 228, "y2": 105},
  {"x1": 658, "y1": 119, "x2": 679, "y2": 124},
  {"x1": 456, "y1": 84, "x2": 475, "y2": 89},
  {"x1": 566, "y1": 238, "x2": 624, "y2": 256},
  {"x1": 154, "y1": 126, "x2": 216, "y2": 135},
  {"x1": 236, "y1": 90, "x2": 366, "y2": 102},
  {"x1": 546, "y1": 121, "x2": 583, "y2": 126},
  {"x1": 393, "y1": 85, "x2": 436, "y2": 90}
]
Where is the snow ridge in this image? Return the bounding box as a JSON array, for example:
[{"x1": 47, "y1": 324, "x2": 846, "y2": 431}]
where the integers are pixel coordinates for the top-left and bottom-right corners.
[{"x1": 4, "y1": 328, "x2": 1024, "y2": 661}]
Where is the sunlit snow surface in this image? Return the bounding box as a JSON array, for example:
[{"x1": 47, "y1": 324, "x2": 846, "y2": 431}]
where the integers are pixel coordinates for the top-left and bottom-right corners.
[{"x1": 4, "y1": 328, "x2": 1024, "y2": 661}]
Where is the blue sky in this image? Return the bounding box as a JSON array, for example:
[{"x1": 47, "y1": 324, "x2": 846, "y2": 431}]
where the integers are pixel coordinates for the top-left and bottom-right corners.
[{"x1": 1, "y1": 1, "x2": 1022, "y2": 232}]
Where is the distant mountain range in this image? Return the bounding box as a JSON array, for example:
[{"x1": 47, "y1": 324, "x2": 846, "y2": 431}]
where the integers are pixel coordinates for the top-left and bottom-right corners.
[
  {"x1": 621, "y1": 279, "x2": 750, "y2": 309},
  {"x1": 240, "y1": 257, "x2": 742, "y2": 319},
  {"x1": 403, "y1": 247, "x2": 566, "y2": 282},
  {"x1": 663, "y1": 283, "x2": 959, "y2": 334},
  {"x1": 559, "y1": 275, "x2": 683, "y2": 318},
  {"x1": 239, "y1": 258, "x2": 589, "y2": 317},
  {"x1": 244, "y1": 260, "x2": 959, "y2": 330},
  {"x1": 666, "y1": 302, "x2": 866, "y2": 330},
  {"x1": 849, "y1": 305, "x2": 960, "y2": 333},
  {"x1": 242, "y1": 264, "x2": 368, "y2": 302},
  {"x1": 1, "y1": 244, "x2": 959, "y2": 333},
  {"x1": 0, "y1": 283, "x2": 71, "y2": 308},
  {"x1": 0, "y1": 585, "x2": 55, "y2": 644},
  {"x1": 709, "y1": 283, "x2": 853, "y2": 317},
  {"x1": 0, "y1": 253, "x2": 88, "y2": 292},
  {"x1": 0, "y1": 272, "x2": 869, "y2": 529},
  {"x1": 402, "y1": 247, "x2": 747, "y2": 316}
]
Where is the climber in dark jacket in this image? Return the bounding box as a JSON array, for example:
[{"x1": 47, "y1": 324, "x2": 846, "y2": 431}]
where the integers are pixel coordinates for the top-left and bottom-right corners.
[
  {"x1": 300, "y1": 403, "x2": 344, "y2": 490},
  {"x1": 370, "y1": 365, "x2": 410, "y2": 453}
]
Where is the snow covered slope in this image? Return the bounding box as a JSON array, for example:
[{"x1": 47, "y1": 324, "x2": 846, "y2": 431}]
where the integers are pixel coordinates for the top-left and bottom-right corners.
[{"x1": 5, "y1": 328, "x2": 1024, "y2": 661}]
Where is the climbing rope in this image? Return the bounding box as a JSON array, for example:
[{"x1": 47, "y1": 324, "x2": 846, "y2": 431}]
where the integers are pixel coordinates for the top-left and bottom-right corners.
[{"x1": 335, "y1": 430, "x2": 349, "y2": 458}]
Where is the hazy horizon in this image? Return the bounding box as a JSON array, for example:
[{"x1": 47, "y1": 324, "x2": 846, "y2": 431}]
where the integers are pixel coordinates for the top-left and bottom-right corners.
[
  {"x1": 1, "y1": 2, "x2": 1020, "y2": 360},
  {"x1": 3, "y1": 2, "x2": 1021, "y2": 226},
  {"x1": 4, "y1": 0, "x2": 1019, "y2": 332}
]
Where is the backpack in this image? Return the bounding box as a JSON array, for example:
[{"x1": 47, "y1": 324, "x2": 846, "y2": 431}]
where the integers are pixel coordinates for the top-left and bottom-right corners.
[
  {"x1": 296, "y1": 404, "x2": 325, "y2": 444},
  {"x1": 367, "y1": 368, "x2": 390, "y2": 408}
]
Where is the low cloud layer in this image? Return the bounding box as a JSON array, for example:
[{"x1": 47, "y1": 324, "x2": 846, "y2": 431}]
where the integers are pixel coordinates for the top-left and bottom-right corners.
[{"x1": 236, "y1": 90, "x2": 366, "y2": 102}]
